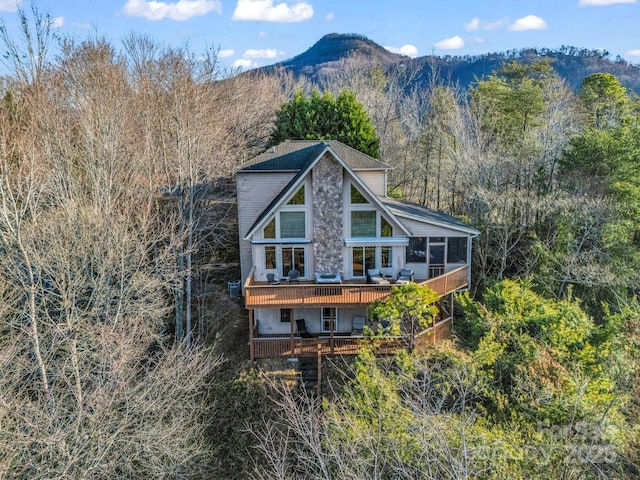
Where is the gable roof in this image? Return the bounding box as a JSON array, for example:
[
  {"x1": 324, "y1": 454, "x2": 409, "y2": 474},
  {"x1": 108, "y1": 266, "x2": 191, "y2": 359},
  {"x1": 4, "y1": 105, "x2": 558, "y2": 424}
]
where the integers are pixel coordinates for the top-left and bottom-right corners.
[
  {"x1": 379, "y1": 196, "x2": 480, "y2": 236},
  {"x1": 239, "y1": 140, "x2": 479, "y2": 241},
  {"x1": 238, "y1": 140, "x2": 391, "y2": 172},
  {"x1": 242, "y1": 141, "x2": 408, "y2": 240}
]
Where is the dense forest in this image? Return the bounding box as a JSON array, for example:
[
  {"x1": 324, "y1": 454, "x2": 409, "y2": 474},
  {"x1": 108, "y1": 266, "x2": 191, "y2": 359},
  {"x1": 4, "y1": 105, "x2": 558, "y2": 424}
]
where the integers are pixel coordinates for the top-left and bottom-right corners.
[{"x1": 0, "y1": 7, "x2": 639, "y2": 480}]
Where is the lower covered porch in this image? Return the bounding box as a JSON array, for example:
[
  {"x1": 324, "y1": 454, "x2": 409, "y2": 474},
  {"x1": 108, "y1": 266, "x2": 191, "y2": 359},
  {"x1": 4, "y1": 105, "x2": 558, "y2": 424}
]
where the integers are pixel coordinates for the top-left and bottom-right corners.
[{"x1": 249, "y1": 296, "x2": 455, "y2": 360}]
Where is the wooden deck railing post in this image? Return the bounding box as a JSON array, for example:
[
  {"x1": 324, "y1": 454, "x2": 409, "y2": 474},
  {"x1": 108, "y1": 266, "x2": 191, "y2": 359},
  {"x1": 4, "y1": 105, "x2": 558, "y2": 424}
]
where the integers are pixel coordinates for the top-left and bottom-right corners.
[
  {"x1": 330, "y1": 319, "x2": 334, "y2": 355},
  {"x1": 290, "y1": 314, "x2": 295, "y2": 359},
  {"x1": 249, "y1": 309, "x2": 255, "y2": 362}
]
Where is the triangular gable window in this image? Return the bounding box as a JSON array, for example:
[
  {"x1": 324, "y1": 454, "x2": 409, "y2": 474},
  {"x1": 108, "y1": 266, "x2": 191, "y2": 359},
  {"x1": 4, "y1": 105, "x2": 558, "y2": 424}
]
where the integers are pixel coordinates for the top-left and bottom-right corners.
[
  {"x1": 350, "y1": 184, "x2": 369, "y2": 204},
  {"x1": 287, "y1": 185, "x2": 305, "y2": 205}
]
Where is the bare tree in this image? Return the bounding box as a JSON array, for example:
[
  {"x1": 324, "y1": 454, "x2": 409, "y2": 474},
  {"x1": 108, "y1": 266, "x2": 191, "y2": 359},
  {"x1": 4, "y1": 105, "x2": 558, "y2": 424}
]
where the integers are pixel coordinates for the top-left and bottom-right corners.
[{"x1": 0, "y1": 21, "x2": 223, "y2": 478}]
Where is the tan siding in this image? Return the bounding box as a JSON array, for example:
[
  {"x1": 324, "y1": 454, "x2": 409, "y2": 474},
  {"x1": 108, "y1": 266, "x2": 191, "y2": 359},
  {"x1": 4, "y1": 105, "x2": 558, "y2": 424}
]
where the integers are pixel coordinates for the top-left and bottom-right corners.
[
  {"x1": 237, "y1": 171, "x2": 297, "y2": 286},
  {"x1": 354, "y1": 170, "x2": 387, "y2": 196}
]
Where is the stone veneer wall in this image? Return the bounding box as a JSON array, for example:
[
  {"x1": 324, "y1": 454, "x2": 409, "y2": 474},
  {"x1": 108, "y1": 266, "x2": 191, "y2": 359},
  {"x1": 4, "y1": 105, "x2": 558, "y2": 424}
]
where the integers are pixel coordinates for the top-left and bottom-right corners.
[{"x1": 312, "y1": 153, "x2": 344, "y2": 275}]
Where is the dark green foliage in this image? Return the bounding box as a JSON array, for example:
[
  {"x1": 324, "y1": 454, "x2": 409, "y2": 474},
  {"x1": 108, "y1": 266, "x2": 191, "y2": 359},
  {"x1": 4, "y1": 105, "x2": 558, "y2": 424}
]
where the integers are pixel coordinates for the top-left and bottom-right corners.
[
  {"x1": 269, "y1": 89, "x2": 381, "y2": 158},
  {"x1": 458, "y1": 279, "x2": 614, "y2": 424}
]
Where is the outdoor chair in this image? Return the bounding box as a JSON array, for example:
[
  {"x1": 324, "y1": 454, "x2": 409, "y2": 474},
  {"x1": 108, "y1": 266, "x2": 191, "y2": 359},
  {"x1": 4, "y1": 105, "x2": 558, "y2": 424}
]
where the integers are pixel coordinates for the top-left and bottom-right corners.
[
  {"x1": 296, "y1": 318, "x2": 313, "y2": 338},
  {"x1": 366, "y1": 268, "x2": 389, "y2": 285},
  {"x1": 266, "y1": 272, "x2": 280, "y2": 285},
  {"x1": 287, "y1": 269, "x2": 300, "y2": 283},
  {"x1": 397, "y1": 268, "x2": 414, "y2": 284},
  {"x1": 351, "y1": 316, "x2": 365, "y2": 336}
]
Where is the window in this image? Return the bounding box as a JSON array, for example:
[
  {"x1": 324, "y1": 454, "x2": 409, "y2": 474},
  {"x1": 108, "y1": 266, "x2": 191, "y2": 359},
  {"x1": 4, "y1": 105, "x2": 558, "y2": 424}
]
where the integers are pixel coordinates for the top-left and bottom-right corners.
[
  {"x1": 264, "y1": 218, "x2": 275, "y2": 239},
  {"x1": 265, "y1": 245, "x2": 306, "y2": 277},
  {"x1": 288, "y1": 185, "x2": 305, "y2": 205},
  {"x1": 282, "y1": 246, "x2": 305, "y2": 276},
  {"x1": 350, "y1": 184, "x2": 368, "y2": 204},
  {"x1": 321, "y1": 307, "x2": 338, "y2": 332},
  {"x1": 351, "y1": 210, "x2": 376, "y2": 237},
  {"x1": 280, "y1": 211, "x2": 305, "y2": 238},
  {"x1": 381, "y1": 246, "x2": 392, "y2": 268},
  {"x1": 280, "y1": 309, "x2": 292, "y2": 323},
  {"x1": 430, "y1": 237, "x2": 445, "y2": 243},
  {"x1": 352, "y1": 246, "x2": 376, "y2": 277},
  {"x1": 447, "y1": 237, "x2": 468, "y2": 263},
  {"x1": 381, "y1": 217, "x2": 392, "y2": 237},
  {"x1": 406, "y1": 237, "x2": 426, "y2": 263},
  {"x1": 265, "y1": 246, "x2": 276, "y2": 269}
]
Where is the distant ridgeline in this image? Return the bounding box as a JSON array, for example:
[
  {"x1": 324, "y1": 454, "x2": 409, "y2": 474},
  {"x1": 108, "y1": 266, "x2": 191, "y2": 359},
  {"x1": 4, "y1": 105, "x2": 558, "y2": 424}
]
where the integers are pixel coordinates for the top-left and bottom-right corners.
[{"x1": 257, "y1": 33, "x2": 640, "y2": 93}]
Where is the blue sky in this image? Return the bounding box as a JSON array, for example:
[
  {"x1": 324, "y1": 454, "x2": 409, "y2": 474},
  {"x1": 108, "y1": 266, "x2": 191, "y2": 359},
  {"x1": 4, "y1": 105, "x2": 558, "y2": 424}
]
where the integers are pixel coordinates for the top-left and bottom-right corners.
[{"x1": 0, "y1": 0, "x2": 639, "y2": 73}]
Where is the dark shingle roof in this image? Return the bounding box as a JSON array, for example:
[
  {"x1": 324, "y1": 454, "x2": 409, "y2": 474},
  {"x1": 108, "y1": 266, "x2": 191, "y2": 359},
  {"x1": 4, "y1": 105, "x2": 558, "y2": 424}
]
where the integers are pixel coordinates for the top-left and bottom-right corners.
[
  {"x1": 238, "y1": 140, "x2": 391, "y2": 172},
  {"x1": 379, "y1": 196, "x2": 480, "y2": 235}
]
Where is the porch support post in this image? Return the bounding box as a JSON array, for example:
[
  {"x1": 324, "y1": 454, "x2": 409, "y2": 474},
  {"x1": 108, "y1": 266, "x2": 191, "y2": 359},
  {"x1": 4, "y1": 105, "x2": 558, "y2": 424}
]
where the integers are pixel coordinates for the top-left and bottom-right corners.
[
  {"x1": 290, "y1": 310, "x2": 295, "y2": 359},
  {"x1": 249, "y1": 309, "x2": 255, "y2": 362},
  {"x1": 330, "y1": 318, "x2": 334, "y2": 355},
  {"x1": 450, "y1": 292, "x2": 454, "y2": 326},
  {"x1": 317, "y1": 342, "x2": 322, "y2": 398}
]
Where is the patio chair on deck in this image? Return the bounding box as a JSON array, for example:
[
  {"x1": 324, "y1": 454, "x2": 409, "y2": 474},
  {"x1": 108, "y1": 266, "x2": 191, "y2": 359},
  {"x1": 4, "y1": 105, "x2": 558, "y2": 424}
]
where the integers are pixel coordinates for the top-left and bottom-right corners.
[
  {"x1": 287, "y1": 269, "x2": 300, "y2": 284},
  {"x1": 397, "y1": 268, "x2": 414, "y2": 284},
  {"x1": 351, "y1": 316, "x2": 365, "y2": 336},
  {"x1": 296, "y1": 319, "x2": 313, "y2": 338},
  {"x1": 266, "y1": 272, "x2": 280, "y2": 285}
]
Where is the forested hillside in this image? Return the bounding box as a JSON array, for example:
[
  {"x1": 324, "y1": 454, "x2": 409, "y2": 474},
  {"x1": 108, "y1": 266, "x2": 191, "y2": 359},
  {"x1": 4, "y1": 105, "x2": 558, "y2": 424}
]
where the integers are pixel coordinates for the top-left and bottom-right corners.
[
  {"x1": 0, "y1": 8, "x2": 639, "y2": 479},
  {"x1": 260, "y1": 32, "x2": 640, "y2": 93}
]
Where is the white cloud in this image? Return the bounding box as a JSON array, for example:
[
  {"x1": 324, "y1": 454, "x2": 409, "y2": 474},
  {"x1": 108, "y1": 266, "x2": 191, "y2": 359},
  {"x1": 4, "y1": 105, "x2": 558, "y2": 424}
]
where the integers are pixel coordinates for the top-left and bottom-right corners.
[
  {"x1": 0, "y1": 0, "x2": 19, "y2": 12},
  {"x1": 218, "y1": 48, "x2": 234, "y2": 58},
  {"x1": 579, "y1": 0, "x2": 636, "y2": 5},
  {"x1": 51, "y1": 16, "x2": 64, "y2": 28},
  {"x1": 243, "y1": 48, "x2": 281, "y2": 58},
  {"x1": 464, "y1": 17, "x2": 480, "y2": 31},
  {"x1": 122, "y1": 0, "x2": 222, "y2": 21},
  {"x1": 233, "y1": 58, "x2": 257, "y2": 69},
  {"x1": 469, "y1": 37, "x2": 485, "y2": 44},
  {"x1": 626, "y1": 49, "x2": 640, "y2": 56},
  {"x1": 325, "y1": 12, "x2": 334, "y2": 21},
  {"x1": 433, "y1": 35, "x2": 464, "y2": 50},
  {"x1": 232, "y1": 0, "x2": 313, "y2": 22},
  {"x1": 509, "y1": 15, "x2": 548, "y2": 31},
  {"x1": 464, "y1": 17, "x2": 507, "y2": 31},
  {"x1": 384, "y1": 44, "x2": 419, "y2": 58}
]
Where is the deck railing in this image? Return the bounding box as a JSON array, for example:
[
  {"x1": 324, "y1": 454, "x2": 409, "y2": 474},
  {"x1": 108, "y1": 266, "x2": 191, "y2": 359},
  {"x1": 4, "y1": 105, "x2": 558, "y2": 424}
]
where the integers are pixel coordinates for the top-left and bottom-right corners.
[
  {"x1": 251, "y1": 317, "x2": 452, "y2": 359},
  {"x1": 244, "y1": 265, "x2": 469, "y2": 308}
]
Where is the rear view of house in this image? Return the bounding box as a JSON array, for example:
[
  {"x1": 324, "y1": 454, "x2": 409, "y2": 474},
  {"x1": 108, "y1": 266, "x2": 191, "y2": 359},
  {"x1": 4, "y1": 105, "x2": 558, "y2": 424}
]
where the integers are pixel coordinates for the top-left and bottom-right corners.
[{"x1": 237, "y1": 140, "x2": 479, "y2": 360}]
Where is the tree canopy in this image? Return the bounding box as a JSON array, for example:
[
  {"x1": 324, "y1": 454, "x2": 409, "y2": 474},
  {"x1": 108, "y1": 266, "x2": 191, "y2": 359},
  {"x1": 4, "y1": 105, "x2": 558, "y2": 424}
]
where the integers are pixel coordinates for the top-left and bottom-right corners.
[{"x1": 269, "y1": 89, "x2": 381, "y2": 158}]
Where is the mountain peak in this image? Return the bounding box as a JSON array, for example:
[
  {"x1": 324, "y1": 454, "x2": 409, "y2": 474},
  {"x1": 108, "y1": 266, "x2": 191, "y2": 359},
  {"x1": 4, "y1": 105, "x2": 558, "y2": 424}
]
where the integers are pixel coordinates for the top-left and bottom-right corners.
[{"x1": 267, "y1": 33, "x2": 403, "y2": 80}]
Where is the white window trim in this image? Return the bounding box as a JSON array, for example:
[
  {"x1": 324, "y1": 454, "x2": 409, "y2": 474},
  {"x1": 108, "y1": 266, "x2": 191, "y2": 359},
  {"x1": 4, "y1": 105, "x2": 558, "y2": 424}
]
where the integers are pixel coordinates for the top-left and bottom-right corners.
[
  {"x1": 265, "y1": 244, "x2": 308, "y2": 278},
  {"x1": 321, "y1": 307, "x2": 338, "y2": 333}
]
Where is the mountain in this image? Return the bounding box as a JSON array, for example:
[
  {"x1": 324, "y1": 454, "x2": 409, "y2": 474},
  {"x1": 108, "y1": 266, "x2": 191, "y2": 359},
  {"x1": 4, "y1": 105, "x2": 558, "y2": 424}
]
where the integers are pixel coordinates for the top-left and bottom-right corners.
[{"x1": 259, "y1": 33, "x2": 640, "y2": 93}]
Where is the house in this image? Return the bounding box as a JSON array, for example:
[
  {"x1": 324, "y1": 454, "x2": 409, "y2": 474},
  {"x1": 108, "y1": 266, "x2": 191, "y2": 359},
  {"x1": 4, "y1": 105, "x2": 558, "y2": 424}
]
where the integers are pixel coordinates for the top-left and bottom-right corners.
[{"x1": 237, "y1": 140, "x2": 479, "y2": 360}]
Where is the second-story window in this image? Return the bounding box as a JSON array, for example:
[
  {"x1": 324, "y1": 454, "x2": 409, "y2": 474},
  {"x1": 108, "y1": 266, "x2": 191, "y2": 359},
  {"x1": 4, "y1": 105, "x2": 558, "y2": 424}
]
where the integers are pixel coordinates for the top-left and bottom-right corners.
[
  {"x1": 261, "y1": 184, "x2": 308, "y2": 279},
  {"x1": 351, "y1": 210, "x2": 376, "y2": 237},
  {"x1": 262, "y1": 185, "x2": 307, "y2": 240},
  {"x1": 280, "y1": 211, "x2": 305, "y2": 238}
]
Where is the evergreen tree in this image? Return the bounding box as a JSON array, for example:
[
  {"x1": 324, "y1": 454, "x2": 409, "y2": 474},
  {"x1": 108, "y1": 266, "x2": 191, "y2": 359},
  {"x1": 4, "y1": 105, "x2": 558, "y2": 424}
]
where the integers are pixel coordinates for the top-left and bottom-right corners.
[{"x1": 269, "y1": 89, "x2": 381, "y2": 158}]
